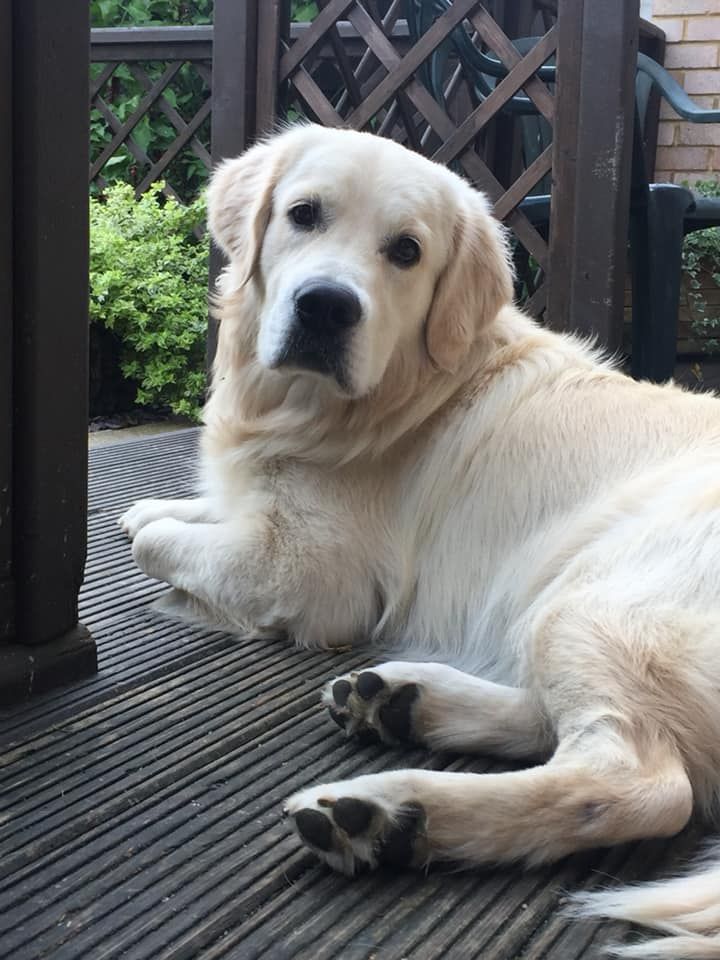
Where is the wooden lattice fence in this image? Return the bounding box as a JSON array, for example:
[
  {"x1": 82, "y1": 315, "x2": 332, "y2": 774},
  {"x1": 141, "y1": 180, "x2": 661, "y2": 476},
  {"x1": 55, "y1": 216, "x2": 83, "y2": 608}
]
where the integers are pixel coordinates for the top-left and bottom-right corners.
[
  {"x1": 90, "y1": 28, "x2": 213, "y2": 203},
  {"x1": 209, "y1": 0, "x2": 640, "y2": 353},
  {"x1": 89, "y1": 2, "x2": 646, "y2": 357},
  {"x1": 274, "y1": 0, "x2": 558, "y2": 316}
]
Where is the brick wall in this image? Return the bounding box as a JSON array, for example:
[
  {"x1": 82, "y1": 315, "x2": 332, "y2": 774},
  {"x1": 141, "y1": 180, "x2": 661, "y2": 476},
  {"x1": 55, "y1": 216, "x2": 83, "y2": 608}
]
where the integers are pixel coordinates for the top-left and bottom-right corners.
[{"x1": 649, "y1": 1, "x2": 720, "y2": 184}]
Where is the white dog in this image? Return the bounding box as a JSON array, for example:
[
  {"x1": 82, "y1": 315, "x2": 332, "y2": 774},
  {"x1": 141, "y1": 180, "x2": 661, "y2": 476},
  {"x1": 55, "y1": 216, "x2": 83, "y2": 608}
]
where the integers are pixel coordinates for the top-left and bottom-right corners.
[{"x1": 121, "y1": 125, "x2": 720, "y2": 958}]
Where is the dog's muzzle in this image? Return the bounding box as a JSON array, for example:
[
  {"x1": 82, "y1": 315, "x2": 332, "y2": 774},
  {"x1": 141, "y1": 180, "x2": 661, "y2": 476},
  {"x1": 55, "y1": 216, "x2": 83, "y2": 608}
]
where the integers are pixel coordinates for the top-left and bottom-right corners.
[{"x1": 273, "y1": 279, "x2": 362, "y2": 389}]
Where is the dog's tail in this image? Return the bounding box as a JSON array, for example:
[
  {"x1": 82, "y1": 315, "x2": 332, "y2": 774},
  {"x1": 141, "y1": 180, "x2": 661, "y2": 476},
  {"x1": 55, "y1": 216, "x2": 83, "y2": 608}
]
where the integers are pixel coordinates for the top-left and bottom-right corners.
[{"x1": 570, "y1": 843, "x2": 720, "y2": 958}]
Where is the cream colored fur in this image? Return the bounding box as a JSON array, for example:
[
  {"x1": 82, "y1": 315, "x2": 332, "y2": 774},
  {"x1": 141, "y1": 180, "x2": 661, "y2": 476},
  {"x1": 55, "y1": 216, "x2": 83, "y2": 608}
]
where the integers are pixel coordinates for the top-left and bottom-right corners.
[{"x1": 120, "y1": 125, "x2": 720, "y2": 958}]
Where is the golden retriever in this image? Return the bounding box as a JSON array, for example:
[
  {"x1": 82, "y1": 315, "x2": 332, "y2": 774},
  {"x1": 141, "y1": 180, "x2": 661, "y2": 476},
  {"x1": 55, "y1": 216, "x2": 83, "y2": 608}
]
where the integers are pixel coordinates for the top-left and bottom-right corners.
[{"x1": 121, "y1": 125, "x2": 720, "y2": 958}]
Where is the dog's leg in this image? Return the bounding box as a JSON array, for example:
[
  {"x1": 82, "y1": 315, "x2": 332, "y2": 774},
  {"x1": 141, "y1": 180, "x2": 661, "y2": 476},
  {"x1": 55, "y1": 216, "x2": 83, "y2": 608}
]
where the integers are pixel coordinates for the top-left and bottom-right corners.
[
  {"x1": 129, "y1": 515, "x2": 377, "y2": 645},
  {"x1": 120, "y1": 497, "x2": 217, "y2": 539},
  {"x1": 323, "y1": 662, "x2": 551, "y2": 759},
  {"x1": 289, "y1": 593, "x2": 707, "y2": 874},
  {"x1": 285, "y1": 728, "x2": 692, "y2": 875},
  {"x1": 130, "y1": 515, "x2": 287, "y2": 631}
]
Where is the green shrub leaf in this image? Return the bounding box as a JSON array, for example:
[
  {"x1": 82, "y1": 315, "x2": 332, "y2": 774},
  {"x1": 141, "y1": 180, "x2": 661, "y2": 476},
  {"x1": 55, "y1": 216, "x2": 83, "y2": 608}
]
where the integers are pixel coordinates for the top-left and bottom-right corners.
[{"x1": 90, "y1": 182, "x2": 209, "y2": 420}]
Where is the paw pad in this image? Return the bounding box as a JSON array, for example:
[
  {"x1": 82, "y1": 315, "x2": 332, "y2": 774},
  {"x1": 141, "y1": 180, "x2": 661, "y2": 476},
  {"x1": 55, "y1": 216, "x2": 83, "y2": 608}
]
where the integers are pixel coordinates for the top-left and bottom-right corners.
[
  {"x1": 332, "y1": 797, "x2": 374, "y2": 836},
  {"x1": 355, "y1": 671, "x2": 385, "y2": 700},
  {"x1": 332, "y1": 679, "x2": 352, "y2": 706},
  {"x1": 378, "y1": 684, "x2": 419, "y2": 741},
  {"x1": 377, "y1": 803, "x2": 425, "y2": 867},
  {"x1": 288, "y1": 794, "x2": 427, "y2": 873},
  {"x1": 295, "y1": 808, "x2": 334, "y2": 851}
]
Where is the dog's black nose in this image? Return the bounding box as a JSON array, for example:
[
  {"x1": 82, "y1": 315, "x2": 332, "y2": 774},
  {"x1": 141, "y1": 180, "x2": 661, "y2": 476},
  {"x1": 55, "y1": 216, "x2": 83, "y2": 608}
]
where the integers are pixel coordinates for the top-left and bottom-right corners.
[{"x1": 294, "y1": 280, "x2": 361, "y2": 334}]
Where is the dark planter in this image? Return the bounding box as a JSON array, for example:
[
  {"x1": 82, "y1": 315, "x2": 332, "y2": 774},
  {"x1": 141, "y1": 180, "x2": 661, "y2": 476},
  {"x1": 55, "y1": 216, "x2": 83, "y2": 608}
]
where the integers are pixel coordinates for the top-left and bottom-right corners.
[{"x1": 89, "y1": 323, "x2": 137, "y2": 417}]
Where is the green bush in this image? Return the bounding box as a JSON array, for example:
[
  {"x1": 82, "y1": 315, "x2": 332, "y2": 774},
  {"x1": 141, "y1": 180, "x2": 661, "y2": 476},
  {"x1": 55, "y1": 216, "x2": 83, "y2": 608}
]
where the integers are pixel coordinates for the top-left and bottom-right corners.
[
  {"x1": 90, "y1": 182, "x2": 209, "y2": 420},
  {"x1": 681, "y1": 179, "x2": 720, "y2": 354}
]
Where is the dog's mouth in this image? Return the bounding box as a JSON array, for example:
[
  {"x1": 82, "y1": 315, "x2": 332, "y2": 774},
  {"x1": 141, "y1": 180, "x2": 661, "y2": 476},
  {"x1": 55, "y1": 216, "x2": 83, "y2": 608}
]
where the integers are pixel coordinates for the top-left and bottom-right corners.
[{"x1": 272, "y1": 327, "x2": 352, "y2": 392}]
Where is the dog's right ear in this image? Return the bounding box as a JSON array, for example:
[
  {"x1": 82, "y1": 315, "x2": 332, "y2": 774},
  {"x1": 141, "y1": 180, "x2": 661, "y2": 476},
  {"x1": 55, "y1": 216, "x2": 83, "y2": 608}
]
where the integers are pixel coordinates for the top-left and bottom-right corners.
[
  {"x1": 425, "y1": 191, "x2": 513, "y2": 373},
  {"x1": 206, "y1": 139, "x2": 282, "y2": 286}
]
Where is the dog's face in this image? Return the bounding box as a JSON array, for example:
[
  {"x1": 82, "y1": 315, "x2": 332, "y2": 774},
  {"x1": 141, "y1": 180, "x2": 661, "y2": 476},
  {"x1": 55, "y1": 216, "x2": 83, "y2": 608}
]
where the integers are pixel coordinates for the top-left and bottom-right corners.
[
  {"x1": 254, "y1": 134, "x2": 454, "y2": 396},
  {"x1": 208, "y1": 126, "x2": 512, "y2": 397}
]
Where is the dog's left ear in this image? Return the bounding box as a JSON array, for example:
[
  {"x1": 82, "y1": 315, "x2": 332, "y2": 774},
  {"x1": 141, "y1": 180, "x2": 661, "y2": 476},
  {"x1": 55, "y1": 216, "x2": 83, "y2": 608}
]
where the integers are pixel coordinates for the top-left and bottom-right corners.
[
  {"x1": 206, "y1": 138, "x2": 284, "y2": 286},
  {"x1": 426, "y1": 192, "x2": 513, "y2": 373}
]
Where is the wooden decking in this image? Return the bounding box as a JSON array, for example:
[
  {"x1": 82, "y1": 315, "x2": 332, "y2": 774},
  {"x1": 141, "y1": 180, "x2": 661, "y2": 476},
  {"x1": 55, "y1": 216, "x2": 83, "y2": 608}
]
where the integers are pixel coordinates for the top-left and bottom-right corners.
[{"x1": 0, "y1": 429, "x2": 704, "y2": 960}]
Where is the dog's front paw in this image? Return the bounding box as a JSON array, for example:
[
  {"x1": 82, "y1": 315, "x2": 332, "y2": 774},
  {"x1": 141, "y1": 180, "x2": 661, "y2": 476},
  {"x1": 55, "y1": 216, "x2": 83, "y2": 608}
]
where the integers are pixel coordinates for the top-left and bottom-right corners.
[
  {"x1": 119, "y1": 499, "x2": 176, "y2": 540},
  {"x1": 323, "y1": 668, "x2": 421, "y2": 745},
  {"x1": 131, "y1": 517, "x2": 185, "y2": 582},
  {"x1": 285, "y1": 775, "x2": 428, "y2": 875}
]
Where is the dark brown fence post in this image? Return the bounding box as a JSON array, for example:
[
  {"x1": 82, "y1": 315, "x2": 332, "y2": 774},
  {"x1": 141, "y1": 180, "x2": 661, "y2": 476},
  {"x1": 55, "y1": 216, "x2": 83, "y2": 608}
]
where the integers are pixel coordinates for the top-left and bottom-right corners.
[
  {"x1": 256, "y1": 0, "x2": 288, "y2": 135},
  {"x1": 207, "y1": 0, "x2": 263, "y2": 368},
  {"x1": 546, "y1": 0, "x2": 638, "y2": 351},
  {"x1": 0, "y1": 0, "x2": 13, "y2": 642},
  {"x1": 1, "y1": 0, "x2": 96, "y2": 703}
]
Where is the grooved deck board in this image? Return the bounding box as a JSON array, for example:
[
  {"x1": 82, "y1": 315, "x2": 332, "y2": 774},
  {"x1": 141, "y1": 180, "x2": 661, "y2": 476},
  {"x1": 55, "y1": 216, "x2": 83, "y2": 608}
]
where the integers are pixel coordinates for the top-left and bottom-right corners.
[{"x1": 0, "y1": 428, "x2": 702, "y2": 960}]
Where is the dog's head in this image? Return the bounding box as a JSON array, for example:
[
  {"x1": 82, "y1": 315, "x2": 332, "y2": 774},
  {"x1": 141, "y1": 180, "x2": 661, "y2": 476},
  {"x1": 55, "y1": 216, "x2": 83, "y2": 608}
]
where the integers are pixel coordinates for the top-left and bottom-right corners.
[{"x1": 208, "y1": 125, "x2": 512, "y2": 398}]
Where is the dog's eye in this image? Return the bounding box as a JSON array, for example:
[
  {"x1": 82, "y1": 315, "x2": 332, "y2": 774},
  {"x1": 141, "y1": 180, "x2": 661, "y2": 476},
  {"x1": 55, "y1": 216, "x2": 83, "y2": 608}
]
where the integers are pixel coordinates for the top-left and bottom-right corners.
[
  {"x1": 387, "y1": 235, "x2": 421, "y2": 268},
  {"x1": 289, "y1": 201, "x2": 319, "y2": 230}
]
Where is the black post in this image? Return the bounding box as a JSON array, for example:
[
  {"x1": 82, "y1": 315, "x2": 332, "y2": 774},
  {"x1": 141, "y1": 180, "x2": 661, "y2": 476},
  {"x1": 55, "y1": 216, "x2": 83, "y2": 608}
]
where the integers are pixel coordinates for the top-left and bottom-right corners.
[
  {"x1": 546, "y1": 0, "x2": 638, "y2": 352},
  {"x1": 207, "y1": 0, "x2": 261, "y2": 370},
  {"x1": 0, "y1": 0, "x2": 13, "y2": 641},
  {"x1": 1, "y1": 0, "x2": 96, "y2": 703}
]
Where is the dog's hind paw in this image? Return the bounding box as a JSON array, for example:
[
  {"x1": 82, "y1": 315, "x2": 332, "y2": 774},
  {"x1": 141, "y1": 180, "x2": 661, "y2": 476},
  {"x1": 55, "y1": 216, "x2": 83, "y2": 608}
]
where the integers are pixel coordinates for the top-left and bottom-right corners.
[
  {"x1": 322, "y1": 667, "x2": 422, "y2": 745},
  {"x1": 285, "y1": 777, "x2": 428, "y2": 874}
]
